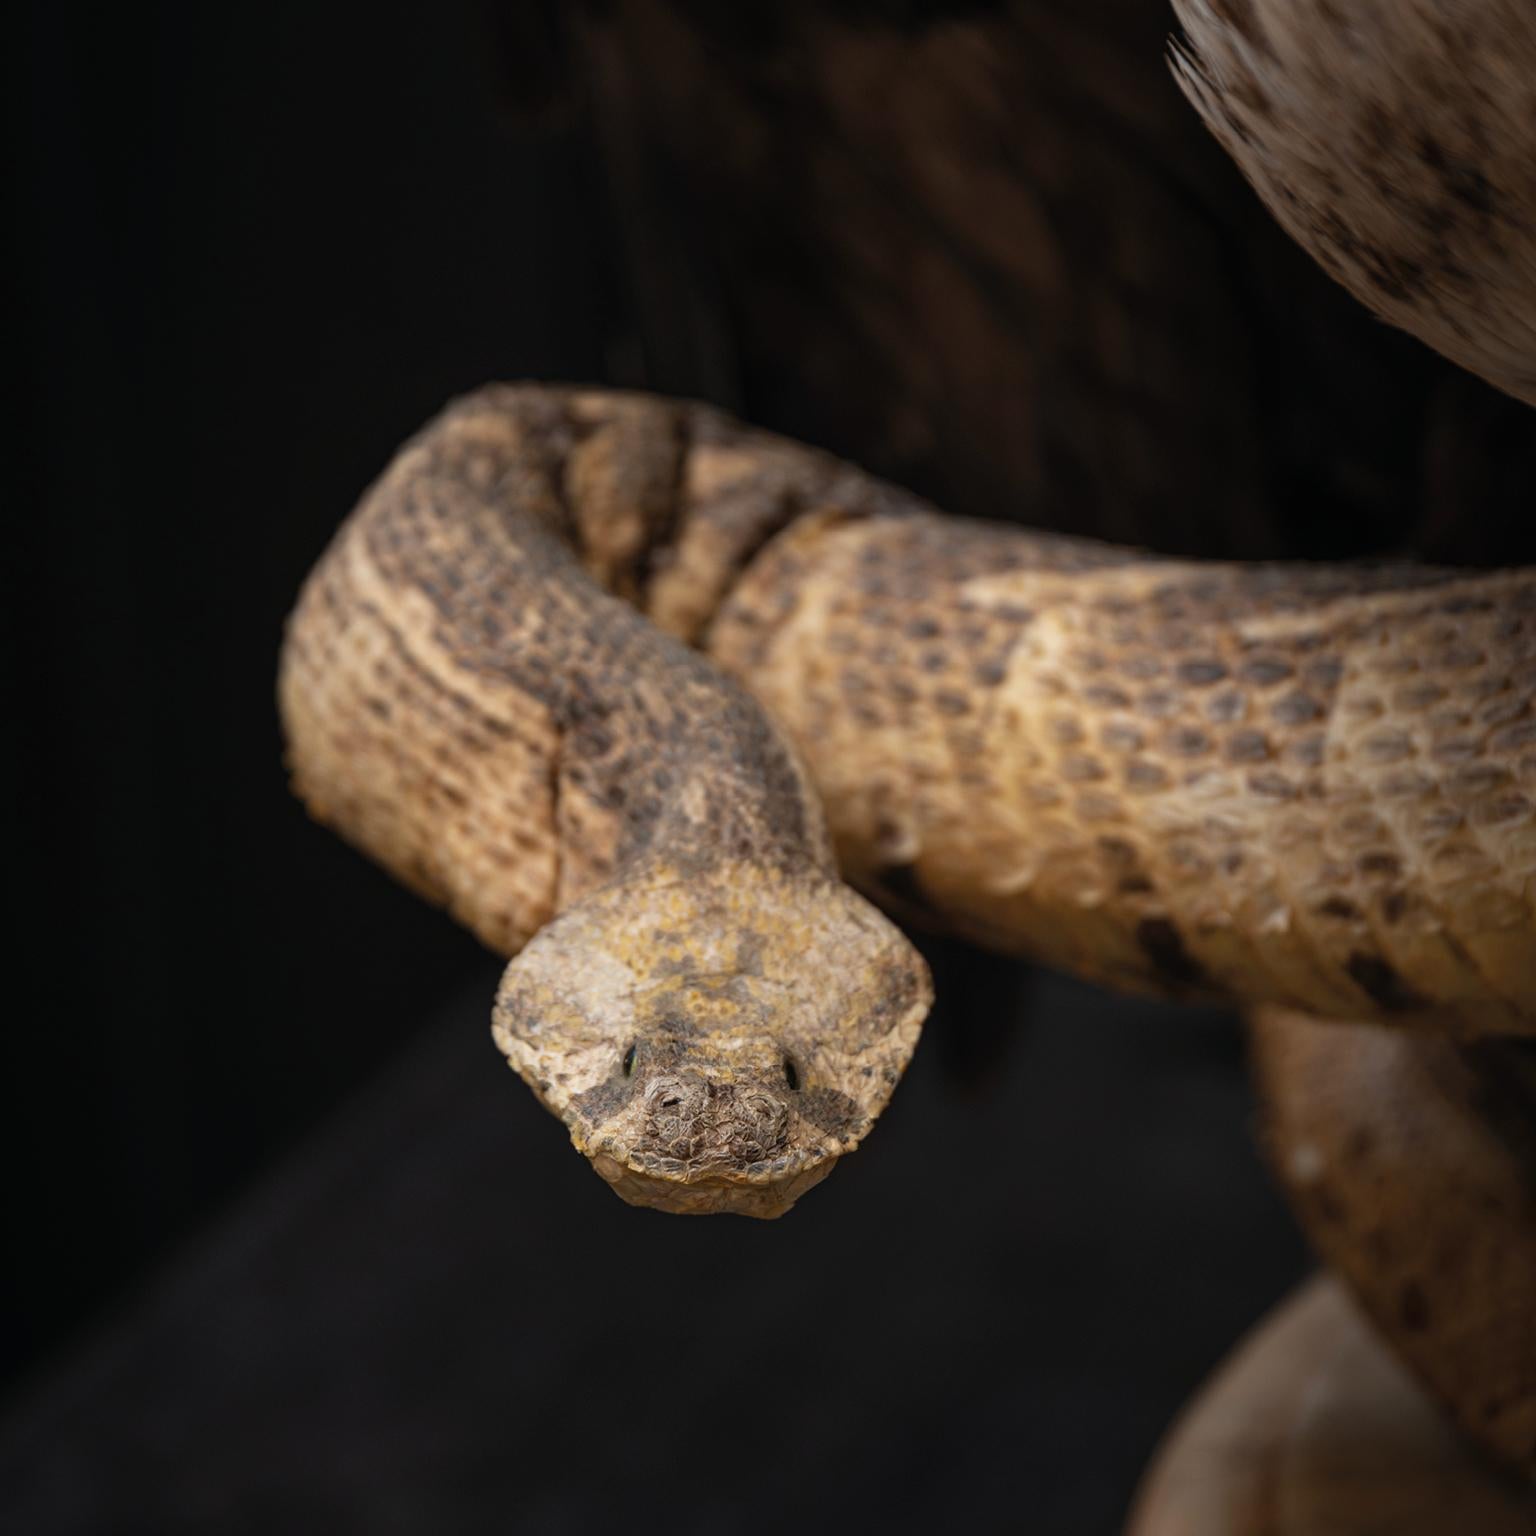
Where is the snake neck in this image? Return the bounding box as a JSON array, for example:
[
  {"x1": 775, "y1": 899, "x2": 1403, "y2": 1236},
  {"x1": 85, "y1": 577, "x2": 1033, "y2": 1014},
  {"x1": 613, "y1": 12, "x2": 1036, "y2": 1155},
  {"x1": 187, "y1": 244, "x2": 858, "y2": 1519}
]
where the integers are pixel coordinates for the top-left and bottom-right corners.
[
  {"x1": 279, "y1": 385, "x2": 934, "y2": 1217},
  {"x1": 360, "y1": 387, "x2": 847, "y2": 913}
]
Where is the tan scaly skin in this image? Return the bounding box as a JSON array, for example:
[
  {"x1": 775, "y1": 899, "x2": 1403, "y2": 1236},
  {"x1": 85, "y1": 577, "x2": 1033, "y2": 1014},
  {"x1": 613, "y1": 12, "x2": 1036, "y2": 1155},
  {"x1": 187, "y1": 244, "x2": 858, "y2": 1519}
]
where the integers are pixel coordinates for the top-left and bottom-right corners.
[
  {"x1": 1172, "y1": 0, "x2": 1536, "y2": 1480},
  {"x1": 279, "y1": 384, "x2": 1535, "y2": 1219},
  {"x1": 1252, "y1": 1011, "x2": 1536, "y2": 1477},
  {"x1": 1170, "y1": 0, "x2": 1536, "y2": 408},
  {"x1": 279, "y1": 390, "x2": 930, "y2": 1219}
]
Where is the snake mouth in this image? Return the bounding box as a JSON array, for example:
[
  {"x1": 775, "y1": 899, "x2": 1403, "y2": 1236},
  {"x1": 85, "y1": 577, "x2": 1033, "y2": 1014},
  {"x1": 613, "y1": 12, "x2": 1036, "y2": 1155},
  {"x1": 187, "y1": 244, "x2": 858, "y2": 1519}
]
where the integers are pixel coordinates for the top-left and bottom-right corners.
[{"x1": 588, "y1": 1149, "x2": 838, "y2": 1218}]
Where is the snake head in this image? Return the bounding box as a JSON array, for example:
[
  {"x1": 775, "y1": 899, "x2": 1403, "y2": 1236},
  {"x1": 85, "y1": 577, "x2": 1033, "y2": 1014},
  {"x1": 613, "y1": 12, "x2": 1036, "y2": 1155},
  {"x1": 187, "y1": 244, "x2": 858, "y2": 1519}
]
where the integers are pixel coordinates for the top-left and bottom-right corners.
[{"x1": 492, "y1": 863, "x2": 931, "y2": 1217}]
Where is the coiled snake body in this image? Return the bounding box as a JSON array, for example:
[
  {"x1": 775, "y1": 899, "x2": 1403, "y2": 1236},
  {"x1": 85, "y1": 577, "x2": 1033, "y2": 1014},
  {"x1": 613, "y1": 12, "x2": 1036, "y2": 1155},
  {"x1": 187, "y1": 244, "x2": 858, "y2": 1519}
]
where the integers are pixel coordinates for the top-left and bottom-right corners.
[
  {"x1": 280, "y1": 0, "x2": 1536, "y2": 1476},
  {"x1": 281, "y1": 384, "x2": 1536, "y2": 1211}
]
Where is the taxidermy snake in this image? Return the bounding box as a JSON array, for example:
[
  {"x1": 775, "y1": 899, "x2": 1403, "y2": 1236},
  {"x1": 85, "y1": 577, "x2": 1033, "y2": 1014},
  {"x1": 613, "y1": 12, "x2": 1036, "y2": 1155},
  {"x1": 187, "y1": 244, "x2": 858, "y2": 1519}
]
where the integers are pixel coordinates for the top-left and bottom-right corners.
[{"x1": 280, "y1": 0, "x2": 1536, "y2": 1476}]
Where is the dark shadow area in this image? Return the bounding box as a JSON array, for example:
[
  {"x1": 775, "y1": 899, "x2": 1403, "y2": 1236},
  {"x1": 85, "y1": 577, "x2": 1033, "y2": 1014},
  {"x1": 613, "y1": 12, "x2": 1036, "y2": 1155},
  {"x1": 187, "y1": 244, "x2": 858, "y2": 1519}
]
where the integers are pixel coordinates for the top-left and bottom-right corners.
[
  {"x1": 0, "y1": 968, "x2": 1309, "y2": 1534},
  {"x1": 8, "y1": 0, "x2": 616, "y2": 1382}
]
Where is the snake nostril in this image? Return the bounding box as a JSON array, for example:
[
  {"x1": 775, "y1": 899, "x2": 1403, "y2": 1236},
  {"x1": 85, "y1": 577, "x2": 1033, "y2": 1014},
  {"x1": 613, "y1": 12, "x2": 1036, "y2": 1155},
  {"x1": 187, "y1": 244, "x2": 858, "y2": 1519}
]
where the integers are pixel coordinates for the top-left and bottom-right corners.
[
  {"x1": 782, "y1": 1055, "x2": 800, "y2": 1091},
  {"x1": 645, "y1": 1075, "x2": 703, "y2": 1116},
  {"x1": 621, "y1": 1044, "x2": 637, "y2": 1078}
]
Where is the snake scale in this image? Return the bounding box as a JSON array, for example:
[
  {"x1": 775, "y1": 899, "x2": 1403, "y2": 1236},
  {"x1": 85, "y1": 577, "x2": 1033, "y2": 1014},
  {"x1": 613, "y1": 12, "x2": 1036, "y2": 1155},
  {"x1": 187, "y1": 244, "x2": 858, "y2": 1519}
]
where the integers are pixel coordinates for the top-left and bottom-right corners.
[
  {"x1": 280, "y1": 0, "x2": 1536, "y2": 1478},
  {"x1": 280, "y1": 382, "x2": 1535, "y2": 1206}
]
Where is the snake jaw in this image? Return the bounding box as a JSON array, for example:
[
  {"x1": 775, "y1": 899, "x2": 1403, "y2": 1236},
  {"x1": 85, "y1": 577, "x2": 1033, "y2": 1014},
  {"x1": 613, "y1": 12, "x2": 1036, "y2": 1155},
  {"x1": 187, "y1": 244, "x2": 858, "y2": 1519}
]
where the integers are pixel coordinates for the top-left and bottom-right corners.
[{"x1": 587, "y1": 1150, "x2": 838, "y2": 1219}]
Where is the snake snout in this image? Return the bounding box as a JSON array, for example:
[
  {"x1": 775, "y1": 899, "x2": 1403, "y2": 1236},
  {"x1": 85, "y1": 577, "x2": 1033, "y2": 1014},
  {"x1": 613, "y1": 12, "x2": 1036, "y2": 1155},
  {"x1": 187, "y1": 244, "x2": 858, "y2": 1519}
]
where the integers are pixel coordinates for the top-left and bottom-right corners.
[
  {"x1": 637, "y1": 1073, "x2": 790, "y2": 1168},
  {"x1": 591, "y1": 1068, "x2": 837, "y2": 1218}
]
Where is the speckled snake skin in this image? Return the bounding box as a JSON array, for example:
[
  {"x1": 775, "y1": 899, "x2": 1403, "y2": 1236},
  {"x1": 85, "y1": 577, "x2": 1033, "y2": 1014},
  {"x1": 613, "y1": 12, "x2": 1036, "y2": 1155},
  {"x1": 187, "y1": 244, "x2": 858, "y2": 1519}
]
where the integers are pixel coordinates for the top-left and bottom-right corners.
[
  {"x1": 280, "y1": 0, "x2": 1536, "y2": 1479},
  {"x1": 280, "y1": 384, "x2": 1536, "y2": 1194},
  {"x1": 1166, "y1": 0, "x2": 1536, "y2": 1479}
]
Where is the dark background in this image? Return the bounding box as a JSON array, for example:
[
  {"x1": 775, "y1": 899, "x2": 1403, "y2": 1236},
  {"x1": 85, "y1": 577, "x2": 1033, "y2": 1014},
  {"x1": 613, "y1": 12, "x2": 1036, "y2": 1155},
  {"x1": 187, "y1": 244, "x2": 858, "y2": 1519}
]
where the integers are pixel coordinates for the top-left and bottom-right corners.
[
  {"x1": 5, "y1": 2, "x2": 1531, "y2": 1530},
  {"x1": 9, "y1": 0, "x2": 614, "y2": 1381}
]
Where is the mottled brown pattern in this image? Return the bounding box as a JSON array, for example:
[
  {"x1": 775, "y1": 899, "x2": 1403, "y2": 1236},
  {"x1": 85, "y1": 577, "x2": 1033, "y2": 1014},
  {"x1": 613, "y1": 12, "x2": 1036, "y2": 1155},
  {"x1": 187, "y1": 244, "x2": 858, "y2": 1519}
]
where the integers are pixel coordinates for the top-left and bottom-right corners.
[
  {"x1": 280, "y1": 385, "x2": 931, "y2": 1218},
  {"x1": 1172, "y1": 0, "x2": 1536, "y2": 406},
  {"x1": 1253, "y1": 1007, "x2": 1536, "y2": 1478},
  {"x1": 1161, "y1": 14, "x2": 1536, "y2": 1474},
  {"x1": 710, "y1": 496, "x2": 1536, "y2": 1035},
  {"x1": 283, "y1": 383, "x2": 1535, "y2": 1229}
]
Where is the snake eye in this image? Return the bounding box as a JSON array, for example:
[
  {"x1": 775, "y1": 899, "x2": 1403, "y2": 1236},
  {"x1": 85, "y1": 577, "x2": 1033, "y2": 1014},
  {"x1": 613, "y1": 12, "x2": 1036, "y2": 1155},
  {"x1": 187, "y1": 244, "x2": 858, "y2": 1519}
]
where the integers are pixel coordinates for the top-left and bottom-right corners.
[
  {"x1": 622, "y1": 1044, "x2": 637, "y2": 1078},
  {"x1": 782, "y1": 1055, "x2": 800, "y2": 1091}
]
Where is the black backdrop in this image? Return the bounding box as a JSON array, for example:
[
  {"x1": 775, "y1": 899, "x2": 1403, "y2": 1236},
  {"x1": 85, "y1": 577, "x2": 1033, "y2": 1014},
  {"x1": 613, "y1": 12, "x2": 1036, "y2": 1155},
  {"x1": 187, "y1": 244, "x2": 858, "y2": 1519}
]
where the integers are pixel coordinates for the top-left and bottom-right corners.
[
  {"x1": 6, "y1": 3, "x2": 1528, "y2": 1531},
  {"x1": 9, "y1": 0, "x2": 620, "y2": 1379}
]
